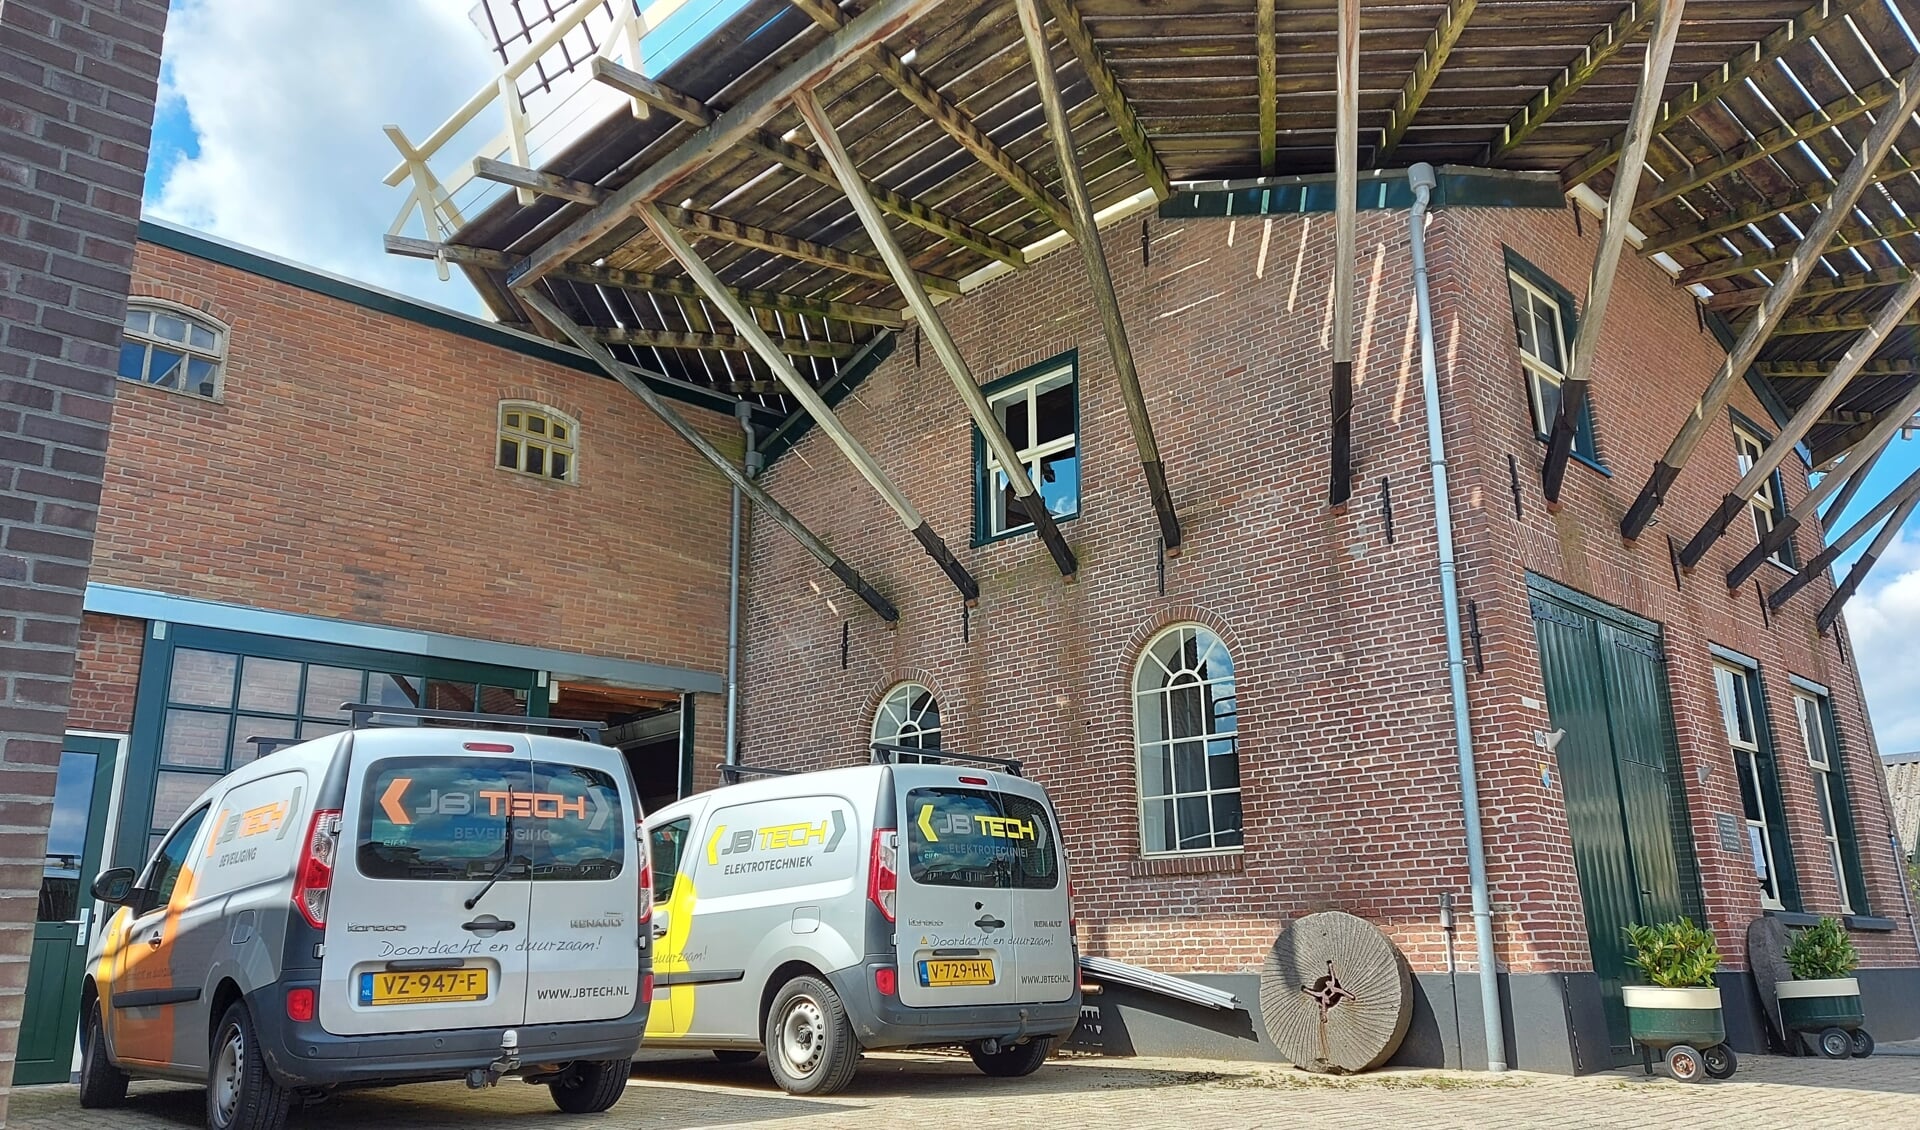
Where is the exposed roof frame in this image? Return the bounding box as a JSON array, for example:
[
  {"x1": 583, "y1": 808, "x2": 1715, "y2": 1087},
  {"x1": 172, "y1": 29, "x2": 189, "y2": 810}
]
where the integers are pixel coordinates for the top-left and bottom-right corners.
[
  {"x1": 1039, "y1": 0, "x2": 1170, "y2": 200},
  {"x1": 1382, "y1": 0, "x2": 1479, "y2": 162},
  {"x1": 1640, "y1": 153, "x2": 1919, "y2": 257},
  {"x1": 1257, "y1": 0, "x2": 1277, "y2": 174},
  {"x1": 587, "y1": 326, "x2": 862, "y2": 358},
  {"x1": 1489, "y1": 1, "x2": 1658, "y2": 162},
  {"x1": 556, "y1": 262, "x2": 905, "y2": 327},
  {"x1": 656, "y1": 203, "x2": 965, "y2": 294}
]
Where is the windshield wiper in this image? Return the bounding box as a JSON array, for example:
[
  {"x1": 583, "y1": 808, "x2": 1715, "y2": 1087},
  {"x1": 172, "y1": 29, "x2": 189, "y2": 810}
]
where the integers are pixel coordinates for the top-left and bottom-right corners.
[{"x1": 465, "y1": 786, "x2": 516, "y2": 910}]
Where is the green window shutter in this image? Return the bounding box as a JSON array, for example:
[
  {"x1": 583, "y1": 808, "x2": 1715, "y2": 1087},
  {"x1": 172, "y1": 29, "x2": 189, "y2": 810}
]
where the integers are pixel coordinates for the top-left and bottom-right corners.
[
  {"x1": 1748, "y1": 671, "x2": 1802, "y2": 911},
  {"x1": 1820, "y1": 698, "x2": 1870, "y2": 915}
]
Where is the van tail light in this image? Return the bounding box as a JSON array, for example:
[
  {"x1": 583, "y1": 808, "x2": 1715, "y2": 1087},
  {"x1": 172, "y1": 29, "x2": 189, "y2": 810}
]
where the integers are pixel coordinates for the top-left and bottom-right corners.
[
  {"x1": 640, "y1": 973, "x2": 654, "y2": 1005},
  {"x1": 868, "y1": 828, "x2": 898, "y2": 923},
  {"x1": 285, "y1": 987, "x2": 315, "y2": 1023},
  {"x1": 294, "y1": 809, "x2": 341, "y2": 930},
  {"x1": 637, "y1": 825, "x2": 653, "y2": 926},
  {"x1": 1066, "y1": 875, "x2": 1078, "y2": 945},
  {"x1": 873, "y1": 966, "x2": 897, "y2": 997}
]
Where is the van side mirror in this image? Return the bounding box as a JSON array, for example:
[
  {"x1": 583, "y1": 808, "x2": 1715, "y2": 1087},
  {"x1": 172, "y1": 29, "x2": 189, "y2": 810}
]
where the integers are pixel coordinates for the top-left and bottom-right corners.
[{"x1": 91, "y1": 867, "x2": 138, "y2": 906}]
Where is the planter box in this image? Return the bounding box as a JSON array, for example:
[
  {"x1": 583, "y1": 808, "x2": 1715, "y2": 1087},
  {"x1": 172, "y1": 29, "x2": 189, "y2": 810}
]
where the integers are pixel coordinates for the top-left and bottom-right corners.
[
  {"x1": 1776, "y1": 977, "x2": 1863, "y2": 1032},
  {"x1": 1623, "y1": 985, "x2": 1726, "y2": 1047}
]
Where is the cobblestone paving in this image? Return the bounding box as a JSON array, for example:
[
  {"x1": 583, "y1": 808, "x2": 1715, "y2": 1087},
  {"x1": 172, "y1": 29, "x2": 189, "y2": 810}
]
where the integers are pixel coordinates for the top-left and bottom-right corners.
[{"x1": 13, "y1": 1049, "x2": 1917, "y2": 1129}]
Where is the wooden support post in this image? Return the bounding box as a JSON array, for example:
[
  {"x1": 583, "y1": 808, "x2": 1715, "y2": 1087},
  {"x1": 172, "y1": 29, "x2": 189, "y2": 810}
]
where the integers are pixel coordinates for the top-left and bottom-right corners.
[
  {"x1": 1769, "y1": 466, "x2": 1920, "y2": 610},
  {"x1": 1040, "y1": 0, "x2": 1170, "y2": 200},
  {"x1": 498, "y1": 75, "x2": 536, "y2": 206},
  {"x1": 1257, "y1": 0, "x2": 1277, "y2": 175},
  {"x1": 639, "y1": 202, "x2": 981, "y2": 603},
  {"x1": 1381, "y1": 0, "x2": 1478, "y2": 161},
  {"x1": 1543, "y1": 0, "x2": 1684, "y2": 512},
  {"x1": 515, "y1": 288, "x2": 899, "y2": 622},
  {"x1": 1490, "y1": 2, "x2": 1657, "y2": 161},
  {"x1": 793, "y1": 89, "x2": 1079, "y2": 581},
  {"x1": 1618, "y1": 62, "x2": 1920, "y2": 542},
  {"x1": 1816, "y1": 487, "x2": 1920, "y2": 633},
  {"x1": 1015, "y1": 0, "x2": 1181, "y2": 553},
  {"x1": 1330, "y1": 0, "x2": 1359, "y2": 513},
  {"x1": 1679, "y1": 271, "x2": 1920, "y2": 569}
]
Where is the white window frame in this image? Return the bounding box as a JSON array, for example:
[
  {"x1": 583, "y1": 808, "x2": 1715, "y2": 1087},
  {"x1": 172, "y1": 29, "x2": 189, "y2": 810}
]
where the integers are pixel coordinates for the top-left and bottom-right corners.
[
  {"x1": 982, "y1": 364, "x2": 1077, "y2": 538},
  {"x1": 1508, "y1": 270, "x2": 1571, "y2": 439},
  {"x1": 119, "y1": 299, "x2": 227, "y2": 400},
  {"x1": 1794, "y1": 689, "x2": 1853, "y2": 914},
  {"x1": 872, "y1": 682, "x2": 940, "y2": 763},
  {"x1": 1734, "y1": 424, "x2": 1792, "y2": 570},
  {"x1": 498, "y1": 401, "x2": 579, "y2": 483},
  {"x1": 1714, "y1": 661, "x2": 1784, "y2": 910},
  {"x1": 1133, "y1": 624, "x2": 1241, "y2": 857}
]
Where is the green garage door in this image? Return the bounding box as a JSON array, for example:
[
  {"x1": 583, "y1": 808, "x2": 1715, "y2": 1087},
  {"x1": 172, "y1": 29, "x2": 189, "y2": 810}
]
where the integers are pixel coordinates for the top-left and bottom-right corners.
[{"x1": 1528, "y1": 578, "x2": 1702, "y2": 1064}]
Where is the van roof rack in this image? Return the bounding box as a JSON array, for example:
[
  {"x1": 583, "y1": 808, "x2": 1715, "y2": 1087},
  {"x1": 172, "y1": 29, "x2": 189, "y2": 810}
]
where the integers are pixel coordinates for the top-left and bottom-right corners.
[
  {"x1": 717, "y1": 763, "x2": 796, "y2": 784},
  {"x1": 869, "y1": 742, "x2": 1023, "y2": 777},
  {"x1": 343, "y1": 702, "x2": 605, "y2": 742}
]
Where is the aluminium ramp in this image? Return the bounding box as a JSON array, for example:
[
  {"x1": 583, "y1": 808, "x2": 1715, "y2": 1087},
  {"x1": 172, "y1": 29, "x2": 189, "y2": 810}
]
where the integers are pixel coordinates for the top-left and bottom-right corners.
[{"x1": 1078, "y1": 955, "x2": 1242, "y2": 1011}]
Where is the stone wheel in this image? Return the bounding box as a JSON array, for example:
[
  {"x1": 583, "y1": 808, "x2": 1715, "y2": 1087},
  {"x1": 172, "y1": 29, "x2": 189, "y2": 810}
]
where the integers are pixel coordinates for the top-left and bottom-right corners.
[{"x1": 1259, "y1": 911, "x2": 1413, "y2": 1074}]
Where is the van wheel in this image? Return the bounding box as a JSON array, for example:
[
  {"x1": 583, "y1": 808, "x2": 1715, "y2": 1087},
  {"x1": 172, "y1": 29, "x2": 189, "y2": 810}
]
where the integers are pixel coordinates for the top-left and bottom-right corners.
[
  {"x1": 968, "y1": 1038, "x2": 1052, "y2": 1078},
  {"x1": 548, "y1": 1059, "x2": 631, "y2": 1114},
  {"x1": 77, "y1": 999, "x2": 128, "y2": 1108},
  {"x1": 765, "y1": 976, "x2": 859, "y2": 1096},
  {"x1": 209, "y1": 1003, "x2": 292, "y2": 1130}
]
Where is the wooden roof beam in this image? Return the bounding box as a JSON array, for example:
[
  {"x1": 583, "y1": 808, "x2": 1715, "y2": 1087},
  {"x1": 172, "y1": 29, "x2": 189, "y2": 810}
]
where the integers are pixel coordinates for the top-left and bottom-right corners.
[
  {"x1": 555, "y1": 263, "x2": 905, "y2": 328},
  {"x1": 1755, "y1": 358, "x2": 1920, "y2": 378},
  {"x1": 1564, "y1": 0, "x2": 1880, "y2": 187},
  {"x1": 1039, "y1": 0, "x2": 1169, "y2": 201},
  {"x1": 1680, "y1": 208, "x2": 1920, "y2": 285},
  {"x1": 593, "y1": 58, "x2": 1023, "y2": 266},
  {"x1": 1381, "y1": 0, "x2": 1478, "y2": 162},
  {"x1": 384, "y1": 235, "x2": 516, "y2": 271},
  {"x1": 1618, "y1": 59, "x2": 1920, "y2": 542},
  {"x1": 657, "y1": 204, "x2": 965, "y2": 296},
  {"x1": 1641, "y1": 152, "x2": 1919, "y2": 259},
  {"x1": 587, "y1": 326, "x2": 860, "y2": 359},
  {"x1": 1257, "y1": 0, "x2": 1277, "y2": 174},
  {"x1": 1816, "y1": 485, "x2": 1920, "y2": 631},
  {"x1": 1766, "y1": 463, "x2": 1920, "y2": 607},
  {"x1": 789, "y1": 0, "x2": 1073, "y2": 232},
  {"x1": 1768, "y1": 308, "x2": 1920, "y2": 336},
  {"x1": 472, "y1": 157, "x2": 608, "y2": 206},
  {"x1": 1489, "y1": 1, "x2": 1657, "y2": 162}
]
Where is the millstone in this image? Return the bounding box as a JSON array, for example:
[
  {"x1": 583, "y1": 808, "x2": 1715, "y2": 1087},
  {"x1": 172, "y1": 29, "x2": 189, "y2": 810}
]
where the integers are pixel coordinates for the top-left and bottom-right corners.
[
  {"x1": 1259, "y1": 911, "x2": 1413, "y2": 1074},
  {"x1": 1747, "y1": 915, "x2": 1793, "y2": 1049}
]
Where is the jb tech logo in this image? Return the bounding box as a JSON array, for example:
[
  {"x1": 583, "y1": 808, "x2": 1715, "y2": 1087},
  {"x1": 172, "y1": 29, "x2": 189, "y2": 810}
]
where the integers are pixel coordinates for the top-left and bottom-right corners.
[
  {"x1": 706, "y1": 811, "x2": 849, "y2": 865},
  {"x1": 916, "y1": 805, "x2": 1036, "y2": 843},
  {"x1": 378, "y1": 779, "x2": 611, "y2": 830}
]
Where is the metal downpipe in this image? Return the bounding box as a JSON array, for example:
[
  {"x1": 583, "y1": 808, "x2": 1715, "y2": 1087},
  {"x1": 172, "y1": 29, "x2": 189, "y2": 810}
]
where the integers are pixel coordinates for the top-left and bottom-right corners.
[
  {"x1": 1407, "y1": 162, "x2": 1507, "y2": 1072},
  {"x1": 723, "y1": 402, "x2": 760, "y2": 766}
]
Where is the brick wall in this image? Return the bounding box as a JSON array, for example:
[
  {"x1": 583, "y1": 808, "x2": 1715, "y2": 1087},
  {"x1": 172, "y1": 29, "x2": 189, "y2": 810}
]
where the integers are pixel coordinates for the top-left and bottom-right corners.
[
  {"x1": 95, "y1": 242, "x2": 739, "y2": 677},
  {"x1": 69, "y1": 612, "x2": 140, "y2": 733},
  {"x1": 735, "y1": 201, "x2": 1916, "y2": 981},
  {"x1": 0, "y1": 0, "x2": 169, "y2": 1109}
]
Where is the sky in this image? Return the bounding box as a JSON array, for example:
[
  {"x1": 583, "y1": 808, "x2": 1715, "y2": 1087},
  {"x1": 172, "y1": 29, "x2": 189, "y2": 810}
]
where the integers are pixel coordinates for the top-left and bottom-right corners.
[{"x1": 140, "y1": 2, "x2": 1920, "y2": 754}]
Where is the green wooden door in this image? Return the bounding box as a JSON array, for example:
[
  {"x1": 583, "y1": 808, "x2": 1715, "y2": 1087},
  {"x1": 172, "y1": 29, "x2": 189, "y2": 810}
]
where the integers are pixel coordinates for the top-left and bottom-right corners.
[
  {"x1": 1529, "y1": 583, "x2": 1697, "y2": 1065},
  {"x1": 17, "y1": 735, "x2": 119, "y2": 1085}
]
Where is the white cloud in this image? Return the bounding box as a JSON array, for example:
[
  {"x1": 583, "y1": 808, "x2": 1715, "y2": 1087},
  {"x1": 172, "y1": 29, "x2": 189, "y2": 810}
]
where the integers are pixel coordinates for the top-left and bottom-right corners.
[
  {"x1": 146, "y1": 0, "x2": 498, "y2": 313},
  {"x1": 1847, "y1": 529, "x2": 1920, "y2": 754}
]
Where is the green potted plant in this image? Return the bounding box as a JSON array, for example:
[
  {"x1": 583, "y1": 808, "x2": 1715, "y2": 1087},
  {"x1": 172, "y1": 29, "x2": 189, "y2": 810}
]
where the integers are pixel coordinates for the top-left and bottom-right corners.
[
  {"x1": 1622, "y1": 919, "x2": 1735, "y2": 1081},
  {"x1": 1779, "y1": 916, "x2": 1872, "y2": 1058}
]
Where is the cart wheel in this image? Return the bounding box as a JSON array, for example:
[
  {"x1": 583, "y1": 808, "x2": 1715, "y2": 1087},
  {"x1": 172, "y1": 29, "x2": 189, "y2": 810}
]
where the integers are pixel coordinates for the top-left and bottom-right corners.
[
  {"x1": 1850, "y1": 1029, "x2": 1874, "y2": 1058},
  {"x1": 1816, "y1": 1027, "x2": 1853, "y2": 1060},
  {"x1": 1702, "y1": 1044, "x2": 1737, "y2": 1080},
  {"x1": 1665, "y1": 1044, "x2": 1706, "y2": 1083}
]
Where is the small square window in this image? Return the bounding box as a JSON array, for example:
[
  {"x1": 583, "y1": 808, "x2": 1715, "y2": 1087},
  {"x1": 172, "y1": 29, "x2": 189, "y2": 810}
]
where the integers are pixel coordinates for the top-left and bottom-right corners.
[
  {"x1": 1506, "y1": 255, "x2": 1600, "y2": 466},
  {"x1": 497, "y1": 402, "x2": 577, "y2": 483},
  {"x1": 977, "y1": 358, "x2": 1079, "y2": 540},
  {"x1": 117, "y1": 302, "x2": 223, "y2": 400}
]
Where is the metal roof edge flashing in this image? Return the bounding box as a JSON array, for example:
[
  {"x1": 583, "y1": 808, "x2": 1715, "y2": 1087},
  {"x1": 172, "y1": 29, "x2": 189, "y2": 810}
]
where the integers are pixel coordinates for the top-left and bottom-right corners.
[{"x1": 1158, "y1": 165, "x2": 1564, "y2": 219}]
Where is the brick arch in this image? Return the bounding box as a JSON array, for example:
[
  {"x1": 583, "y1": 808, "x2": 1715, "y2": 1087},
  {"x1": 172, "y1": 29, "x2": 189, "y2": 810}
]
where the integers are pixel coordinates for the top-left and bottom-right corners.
[
  {"x1": 125, "y1": 285, "x2": 236, "y2": 334},
  {"x1": 1118, "y1": 604, "x2": 1243, "y2": 699},
  {"x1": 496, "y1": 386, "x2": 586, "y2": 427},
  {"x1": 863, "y1": 668, "x2": 961, "y2": 745}
]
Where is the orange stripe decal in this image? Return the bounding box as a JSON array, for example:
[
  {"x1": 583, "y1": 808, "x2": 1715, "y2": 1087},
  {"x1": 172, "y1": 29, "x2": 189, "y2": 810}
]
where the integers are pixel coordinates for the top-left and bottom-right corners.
[{"x1": 381, "y1": 777, "x2": 412, "y2": 826}]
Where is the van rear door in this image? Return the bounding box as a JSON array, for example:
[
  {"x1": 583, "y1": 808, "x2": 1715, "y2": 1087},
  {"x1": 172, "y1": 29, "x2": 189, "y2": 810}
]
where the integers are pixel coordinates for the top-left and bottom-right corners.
[
  {"x1": 1000, "y1": 780, "x2": 1075, "y2": 1003},
  {"x1": 521, "y1": 739, "x2": 641, "y2": 1025},
  {"x1": 321, "y1": 733, "x2": 533, "y2": 1036},
  {"x1": 893, "y1": 767, "x2": 1021, "y2": 1008}
]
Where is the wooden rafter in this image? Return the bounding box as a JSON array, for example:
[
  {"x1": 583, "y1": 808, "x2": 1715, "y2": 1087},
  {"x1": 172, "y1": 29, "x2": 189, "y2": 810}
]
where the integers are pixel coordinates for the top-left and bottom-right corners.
[
  {"x1": 555, "y1": 263, "x2": 905, "y2": 328},
  {"x1": 656, "y1": 204, "x2": 965, "y2": 295},
  {"x1": 587, "y1": 326, "x2": 860, "y2": 358},
  {"x1": 472, "y1": 157, "x2": 607, "y2": 206},
  {"x1": 789, "y1": 0, "x2": 1073, "y2": 232},
  {"x1": 1039, "y1": 0, "x2": 1169, "y2": 200},
  {"x1": 1678, "y1": 210, "x2": 1920, "y2": 285},
  {"x1": 384, "y1": 234, "x2": 515, "y2": 271},
  {"x1": 1489, "y1": 1, "x2": 1657, "y2": 162},
  {"x1": 1768, "y1": 309, "x2": 1920, "y2": 336},
  {"x1": 590, "y1": 59, "x2": 1024, "y2": 266},
  {"x1": 1381, "y1": 0, "x2": 1478, "y2": 161},
  {"x1": 1632, "y1": 73, "x2": 1900, "y2": 214},
  {"x1": 1755, "y1": 358, "x2": 1920, "y2": 378},
  {"x1": 1257, "y1": 0, "x2": 1277, "y2": 175},
  {"x1": 1564, "y1": 0, "x2": 1879, "y2": 188},
  {"x1": 1641, "y1": 151, "x2": 1920, "y2": 258}
]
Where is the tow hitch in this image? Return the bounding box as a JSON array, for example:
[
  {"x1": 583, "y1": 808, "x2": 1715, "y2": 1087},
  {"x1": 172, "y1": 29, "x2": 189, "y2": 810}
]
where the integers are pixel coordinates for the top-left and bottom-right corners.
[{"x1": 466, "y1": 1029, "x2": 520, "y2": 1088}]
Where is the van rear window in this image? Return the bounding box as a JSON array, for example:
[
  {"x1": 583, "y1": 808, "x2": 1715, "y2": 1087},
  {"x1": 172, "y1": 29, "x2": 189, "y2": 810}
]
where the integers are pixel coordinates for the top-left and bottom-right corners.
[
  {"x1": 358, "y1": 758, "x2": 625, "y2": 882},
  {"x1": 904, "y1": 787, "x2": 1059, "y2": 890}
]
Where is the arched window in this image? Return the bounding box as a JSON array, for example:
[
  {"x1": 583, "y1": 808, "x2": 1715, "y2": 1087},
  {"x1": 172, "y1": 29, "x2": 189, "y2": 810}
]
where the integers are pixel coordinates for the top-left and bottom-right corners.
[
  {"x1": 872, "y1": 683, "x2": 941, "y2": 761},
  {"x1": 498, "y1": 402, "x2": 578, "y2": 482},
  {"x1": 1134, "y1": 625, "x2": 1241, "y2": 855},
  {"x1": 117, "y1": 302, "x2": 225, "y2": 399}
]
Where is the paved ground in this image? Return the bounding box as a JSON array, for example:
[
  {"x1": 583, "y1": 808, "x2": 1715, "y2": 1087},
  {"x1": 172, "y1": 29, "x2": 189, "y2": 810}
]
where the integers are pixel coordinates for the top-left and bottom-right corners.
[{"x1": 13, "y1": 1048, "x2": 1918, "y2": 1129}]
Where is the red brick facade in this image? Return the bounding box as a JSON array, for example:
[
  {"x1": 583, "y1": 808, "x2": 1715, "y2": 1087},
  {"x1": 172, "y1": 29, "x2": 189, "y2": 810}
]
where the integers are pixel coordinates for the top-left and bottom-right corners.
[
  {"x1": 68, "y1": 611, "x2": 140, "y2": 733},
  {"x1": 735, "y1": 203, "x2": 1917, "y2": 984}
]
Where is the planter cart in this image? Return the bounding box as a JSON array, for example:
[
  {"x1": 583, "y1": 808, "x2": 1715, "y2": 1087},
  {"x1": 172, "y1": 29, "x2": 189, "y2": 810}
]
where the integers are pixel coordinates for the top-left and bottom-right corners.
[
  {"x1": 1776, "y1": 977, "x2": 1872, "y2": 1059},
  {"x1": 1623, "y1": 986, "x2": 1737, "y2": 1082}
]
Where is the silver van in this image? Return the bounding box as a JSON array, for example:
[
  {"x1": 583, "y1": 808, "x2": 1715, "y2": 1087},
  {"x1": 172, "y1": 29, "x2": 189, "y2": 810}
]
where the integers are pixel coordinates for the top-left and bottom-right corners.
[
  {"x1": 641, "y1": 748, "x2": 1079, "y2": 1094},
  {"x1": 78, "y1": 706, "x2": 651, "y2": 1130}
]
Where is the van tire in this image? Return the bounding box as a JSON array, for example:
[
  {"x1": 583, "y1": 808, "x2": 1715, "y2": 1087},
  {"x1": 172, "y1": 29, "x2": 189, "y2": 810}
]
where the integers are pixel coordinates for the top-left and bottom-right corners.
[
  {"x1": 77, "y1": 999, "x2": 128, "y2": 1108},
  {"x1": 967, "y1": 1038, "x2": 1052, "y2": 1078},
  {"x1": 208, "y1": 1003, "x2": 292, "y2": 1130},
  {"x1": 548, "y1": 1059, "x2": 630, "y2": 1114},
  {"x1": 765, "y1": 976, "x2": 859, "y2": 1095}
]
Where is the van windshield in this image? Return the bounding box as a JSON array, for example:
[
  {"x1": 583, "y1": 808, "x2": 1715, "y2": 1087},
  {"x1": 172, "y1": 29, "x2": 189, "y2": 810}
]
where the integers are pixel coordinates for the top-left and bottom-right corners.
[
  {"x1": 904, "y1": 787, "x2": 1059, "y2": 890},
  {"x1": 358, "y1": 758, "x2": 625, "y2": 882}
]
